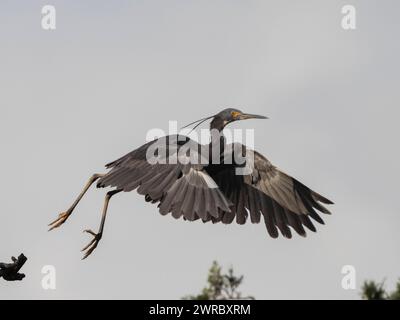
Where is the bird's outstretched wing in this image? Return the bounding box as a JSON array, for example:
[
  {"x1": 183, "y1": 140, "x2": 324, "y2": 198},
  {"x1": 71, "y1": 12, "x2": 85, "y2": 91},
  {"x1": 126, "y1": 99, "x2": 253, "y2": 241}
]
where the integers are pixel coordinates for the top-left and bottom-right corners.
[
  {"x1": 207, "y1": 143, "x2": 333, "y2": 238},
  {"x1": 98, "y1": 138, "x2": 333, "y2": 238},
  {"x1": 97, "y1": 135, "x2": 232, "y2": 221}
]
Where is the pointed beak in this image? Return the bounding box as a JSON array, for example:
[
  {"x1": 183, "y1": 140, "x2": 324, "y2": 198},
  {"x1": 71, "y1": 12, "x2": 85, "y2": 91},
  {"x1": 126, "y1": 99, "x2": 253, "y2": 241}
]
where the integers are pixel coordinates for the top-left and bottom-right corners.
[{"x1": 239, "y1": 113, "x2": 268, "y2": 120}]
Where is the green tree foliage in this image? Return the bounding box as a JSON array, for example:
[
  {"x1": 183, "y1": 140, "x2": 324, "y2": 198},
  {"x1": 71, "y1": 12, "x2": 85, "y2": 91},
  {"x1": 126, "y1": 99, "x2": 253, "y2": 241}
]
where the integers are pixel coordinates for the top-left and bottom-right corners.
[
  {"x1": 361, "y1": 280, "x2": 387, "y2": 300},
  {"x1": 361, "y1": 279, "x2": 400, "y2": 300},
  {"x1": 184, "y1": 261, "x2": 254, "y2": 300},
  {"x1": 389, "y1": 281, "x2": 400, "y2": 300}
]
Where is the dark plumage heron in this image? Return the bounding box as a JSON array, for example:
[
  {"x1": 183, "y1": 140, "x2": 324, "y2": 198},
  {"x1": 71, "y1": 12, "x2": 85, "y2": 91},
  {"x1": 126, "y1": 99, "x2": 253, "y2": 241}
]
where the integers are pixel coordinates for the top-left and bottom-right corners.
[{"x1": 49, "y1": 108, "x2": 333, "y2": 259}]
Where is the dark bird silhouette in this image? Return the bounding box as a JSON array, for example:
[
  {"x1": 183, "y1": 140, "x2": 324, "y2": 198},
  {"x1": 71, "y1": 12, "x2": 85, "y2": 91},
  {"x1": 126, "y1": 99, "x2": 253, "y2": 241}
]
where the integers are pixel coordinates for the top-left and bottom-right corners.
[{"x1": 49, "y1": 108, "x2": 333, "y2": 259}]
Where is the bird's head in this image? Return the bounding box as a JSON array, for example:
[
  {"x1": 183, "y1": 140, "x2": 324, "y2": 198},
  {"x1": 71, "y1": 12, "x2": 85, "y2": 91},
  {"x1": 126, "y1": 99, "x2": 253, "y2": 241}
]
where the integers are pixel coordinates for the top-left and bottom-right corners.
[
  {"x1": 215, "y1": 108, "x2": 267, "y2": 124},
  {"x1": 182, "y1": 108, "x2": 268, "y2": 133},
  {"x1": 211, "y1": 108, "x2": 268, "y2": 131}
]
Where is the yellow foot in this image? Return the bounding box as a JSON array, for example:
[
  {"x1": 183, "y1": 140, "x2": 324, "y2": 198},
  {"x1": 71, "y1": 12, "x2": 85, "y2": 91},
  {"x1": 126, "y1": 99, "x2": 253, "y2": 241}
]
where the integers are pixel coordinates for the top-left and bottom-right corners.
[
  {"x1": 81, "y1": 229, "x2": 102, "y2": 260},
  {"x1": 48, "y1": 211, "x2": 71, "y2": 231}
]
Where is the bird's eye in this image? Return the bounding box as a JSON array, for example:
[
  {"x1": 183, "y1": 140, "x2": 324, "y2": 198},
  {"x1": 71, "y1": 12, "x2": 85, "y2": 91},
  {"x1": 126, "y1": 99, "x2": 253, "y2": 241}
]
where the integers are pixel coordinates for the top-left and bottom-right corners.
[{"x1": 231, "y1": 111, "x2": 241, "y2": 119}]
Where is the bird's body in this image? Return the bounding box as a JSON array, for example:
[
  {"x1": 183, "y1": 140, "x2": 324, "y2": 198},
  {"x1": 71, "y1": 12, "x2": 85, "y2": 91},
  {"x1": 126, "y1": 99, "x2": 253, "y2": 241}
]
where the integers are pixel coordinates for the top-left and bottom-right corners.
[{"x1": 49, "y1": 108, "x2": 333, "y2": 259}]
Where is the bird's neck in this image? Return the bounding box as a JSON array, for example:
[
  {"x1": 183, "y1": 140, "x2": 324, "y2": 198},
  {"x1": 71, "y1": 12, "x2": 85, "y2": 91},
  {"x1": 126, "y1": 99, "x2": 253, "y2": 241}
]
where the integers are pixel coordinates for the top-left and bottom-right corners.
[
  {"x1": 209, "y1": 120, "x2": 226, "y2": 160},
  {"x1": 210, "y1": 117, "x2": 225, "y2": 132}
]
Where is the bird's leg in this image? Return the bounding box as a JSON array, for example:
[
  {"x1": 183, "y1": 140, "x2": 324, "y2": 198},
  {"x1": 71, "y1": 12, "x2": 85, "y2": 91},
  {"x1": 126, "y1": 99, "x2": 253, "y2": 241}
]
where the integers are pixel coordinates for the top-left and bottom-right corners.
[
  {"x1": 48, "y1": 173, "x2": 105, "y2": 231},
  {"x1": 81, "y1": 189, "x2": 122, "y2": 259}
]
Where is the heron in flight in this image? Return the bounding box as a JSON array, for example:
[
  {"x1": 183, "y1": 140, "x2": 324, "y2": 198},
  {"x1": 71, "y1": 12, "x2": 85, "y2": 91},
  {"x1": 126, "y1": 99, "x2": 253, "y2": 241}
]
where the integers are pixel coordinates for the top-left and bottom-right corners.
[{"x1": 49, "y1": 108, "x2": 333, "y2": 259}]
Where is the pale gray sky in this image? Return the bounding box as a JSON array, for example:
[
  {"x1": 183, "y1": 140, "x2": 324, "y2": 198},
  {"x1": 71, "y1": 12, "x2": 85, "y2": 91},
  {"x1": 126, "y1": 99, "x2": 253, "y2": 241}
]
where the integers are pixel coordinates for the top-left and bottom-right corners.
[{"x1": 0, "y1": 0, "x2": 399, "y2": 299}]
